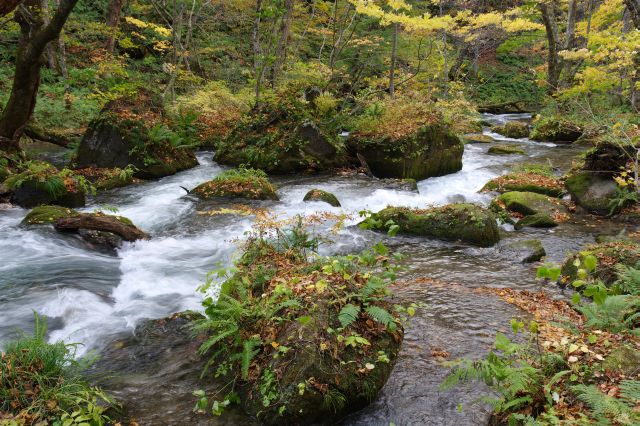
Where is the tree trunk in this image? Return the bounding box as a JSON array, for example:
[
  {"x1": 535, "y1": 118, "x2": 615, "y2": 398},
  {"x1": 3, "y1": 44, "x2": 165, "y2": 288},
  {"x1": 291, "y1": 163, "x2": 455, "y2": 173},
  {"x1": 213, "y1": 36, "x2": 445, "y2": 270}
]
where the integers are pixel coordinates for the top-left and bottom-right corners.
[
  {"x1": 624, "y1": 0, "x2": 640, "y2": 109},
  {"x1": 252, "y1": 0, "x2": 263, "y2": 106},
  {"x1": 389, "y1": 22, "x2": 398, "y2": 98},
  {"x1": 624, "y1": 0, "x2": 640, "y2": 28},
  {"x1": 271, "y1": 0, "x2": 294, "y2": 88},
  {"x1": 55, "y1": 214, "x2": 149, "y2": 242},
  {"x1": 540, "y1": 1, "x2": 561, "y2": 94},
  {"x1": 104, "y1": 0, "x2": 125, "y2": 54},
  {"x1": 0, "y1": 0, "x2": 23, "y2": 17},
  {"x1": 0, "y1": 0, "x2": 79, "y2": 153},
  {"x1": 41, "y1": 0, "x2": 58, "y2": 70}
]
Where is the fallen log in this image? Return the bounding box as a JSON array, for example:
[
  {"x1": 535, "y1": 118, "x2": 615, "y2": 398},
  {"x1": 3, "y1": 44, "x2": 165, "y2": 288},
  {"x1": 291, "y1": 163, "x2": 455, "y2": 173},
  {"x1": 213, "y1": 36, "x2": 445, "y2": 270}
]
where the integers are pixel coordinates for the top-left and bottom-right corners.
[
  {"x1": 24, "y1": 125, "x2": 72, "y2": 148},
  {"x1": 55, "y1": 213, "x2": 149, "y2": 242}
]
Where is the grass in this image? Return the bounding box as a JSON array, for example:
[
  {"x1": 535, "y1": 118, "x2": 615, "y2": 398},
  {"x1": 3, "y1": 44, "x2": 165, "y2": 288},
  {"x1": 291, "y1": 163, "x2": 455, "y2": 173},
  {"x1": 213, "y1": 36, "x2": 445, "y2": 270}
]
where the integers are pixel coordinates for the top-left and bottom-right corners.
[{"x1": 0, "y1": 314, "x2": 116, "y2": 425}]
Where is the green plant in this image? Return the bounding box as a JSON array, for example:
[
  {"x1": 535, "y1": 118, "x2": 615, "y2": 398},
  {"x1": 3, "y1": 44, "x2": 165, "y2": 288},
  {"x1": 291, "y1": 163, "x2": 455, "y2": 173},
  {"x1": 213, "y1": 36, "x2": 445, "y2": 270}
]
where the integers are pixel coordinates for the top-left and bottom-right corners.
[
  {"x1": 571, "y1": 380, "x2": 640, "y2": 425},
  {"x1": 0, "y1": 314, "x2": 117, "y2": 425},
  {"x1": 613, "y1": 264, "x2": 640, "y2": 295},
  {"x1": 576, "y1": 295, "x2": 640, "y2": 334},
  {"x1": 608, "y1": 187, "x2": 639, "y2": 216}
]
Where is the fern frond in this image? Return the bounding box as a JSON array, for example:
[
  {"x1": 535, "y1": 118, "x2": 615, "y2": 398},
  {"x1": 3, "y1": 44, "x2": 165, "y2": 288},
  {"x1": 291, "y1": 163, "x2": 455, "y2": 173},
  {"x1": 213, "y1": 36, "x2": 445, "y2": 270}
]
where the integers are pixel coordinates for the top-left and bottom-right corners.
[
  {"x1": 338, "y1": 304, "x2": 360, "y2": 328},
  {"x1": 572, "y1": 384, "x2": 634, "y2": 423},
  {"x1": 619, "y1": 380, "x2": 640, "y2": 403},
  {"x1": 240, "y1": 338, "x2": 262, "y2": 380},
  {"x1": 365, "y1": 305, "x2": 396, "y2": 331}
]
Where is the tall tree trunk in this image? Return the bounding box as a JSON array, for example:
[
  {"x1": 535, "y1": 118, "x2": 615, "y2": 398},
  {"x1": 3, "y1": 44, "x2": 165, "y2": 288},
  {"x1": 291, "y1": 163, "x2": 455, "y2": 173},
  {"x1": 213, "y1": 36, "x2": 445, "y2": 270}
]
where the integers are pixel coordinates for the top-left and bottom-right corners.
[
  {"x1": 252, "y1": 0, "x2": 264, "y2": 106},
  {"x1": 561, "y1": 0, "x2": 578, "y2": 86},
  {"x1": 389, "y1": 22, "x2": 398, "y2": 98},
  {"x1": 41, "y1": 0, "x2": 58, "y2": 70},
  {"x1": 0, "y1": 0, "x2": 79, "y2": 152},
  {"x1": 271, "y1": 0, "x2": 294, "y2": 88},
  {"x1": 624, "y1": 0, "x2": 640, "y2": 27},
  {"x1": 623, "y1": 1, "x2": 640, "y2": 109},
  {"x1": 104, "y1": 0, "x2": 125, "y2": 54},
  {"x1": 0, "y1": 0, "x2": 23, "y2": 16},
  {"x1": 540, "y1": 1, "x2": 561, "y2": 94}
]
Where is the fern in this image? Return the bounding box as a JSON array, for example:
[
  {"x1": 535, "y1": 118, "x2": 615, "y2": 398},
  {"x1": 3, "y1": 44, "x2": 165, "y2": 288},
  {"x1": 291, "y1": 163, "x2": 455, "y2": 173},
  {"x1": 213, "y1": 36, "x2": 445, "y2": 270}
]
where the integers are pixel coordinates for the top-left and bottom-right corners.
[
  {"x1": 572, "y1": 384, "x2": 638, "y2": 424},
  {"x1": 338, "y1": 304, "x2": 360, "y2": 328},
  {"x1": 619, "y1": 380, "x2": 640, "y2": 404},
  {"x1": 614, "y1": 264, "x2": 640, "y2": 295},
  {"x1": 577, "y1": 295, "x2": 640, "y2": 333},
  {"x1": 365, "y1": 305, "x2": 397, "y2": 331},
  {"x1": 238, "y1": 338, "x2": 262, "y2": 380}
]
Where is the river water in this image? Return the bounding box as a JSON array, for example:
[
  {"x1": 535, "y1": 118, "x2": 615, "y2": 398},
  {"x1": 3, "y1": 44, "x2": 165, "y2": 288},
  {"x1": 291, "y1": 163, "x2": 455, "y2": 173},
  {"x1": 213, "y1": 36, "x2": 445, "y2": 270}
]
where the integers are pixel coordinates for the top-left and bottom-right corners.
[{"x1": 0, "y1": 114, "x2": 623, "y2": 425}]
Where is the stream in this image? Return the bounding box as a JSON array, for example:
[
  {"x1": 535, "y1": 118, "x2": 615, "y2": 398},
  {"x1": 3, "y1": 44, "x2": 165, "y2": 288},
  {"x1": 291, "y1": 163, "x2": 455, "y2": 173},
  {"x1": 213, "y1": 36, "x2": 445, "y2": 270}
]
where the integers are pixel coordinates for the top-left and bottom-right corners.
[{"x1": 0, "y1": 114, "x2": 627, "y2": 425}]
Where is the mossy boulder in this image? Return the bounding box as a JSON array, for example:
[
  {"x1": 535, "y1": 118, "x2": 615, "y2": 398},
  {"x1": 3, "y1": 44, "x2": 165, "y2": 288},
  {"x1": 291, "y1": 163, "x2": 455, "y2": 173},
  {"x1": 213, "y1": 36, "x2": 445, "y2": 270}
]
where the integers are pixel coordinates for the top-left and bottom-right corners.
[
  {"x1": 192, "y1": 168, "x2": 278, "y2": 201},
  {"x1": 303, "y1": 189, "x2": 340, "y2": 207},
  {"x1": 215, "y1": 95, "x2": 350, "y2": 174},
  {"x1": 74, "y1": 167, "x2": 136, "y2": 190},
  {"x1": 362, "y1": 204, "x2": 500, "y2": 247},
  {"x1": 530, "y1": 117, "x2": 582, "y2": 143},
  {"x1": 74, "y1": 90, "x2": 198, "y2": 179},
  {"x1": 492, "y1": 191, "x2": 565, "y2": 218},
  {"x1": 602, "y1": 345, "x2": 640, "y2": 375},
  {"x1": 380, "y1": 178, "x2": 418, "y2": 192},
  {"x1": 491, "y1": 121, "x2": 530, "y2": 139},
  {"x1": 5, "y1": 162, "x2": 87, "y2": 208},
  {"x1": 565, "y1": 172, "x2": 619, "y2": 216},
  {"x1": 462, "y1": 134, "x2": 494, "y2": 144},
  {"x1": 488, "y1": 144, "x2": 525, "y2": 155},
  {"x1": 582, "y1": 142, "x2": 631, "y2": 176},
  {"x1": 353, "y1": 122, "x2": 464, "y2": 180},
  {"x1": 560, "y1": 242, "x2": 640, "y2": 286},
  {"x1": 22, "y1": 205, "x2": 79, "y2": 225},
  {"x1": 514, "y1": 213, "x2": 558, "y2": 230},
  {"x1": 10, "y1": 181, "x2": 86, "y2": 209},
  {"x1": 482, "y1": 172, "x2": 564, "y2": 197},
  {"x1": 499, "y1": 239, "x2": 546, "y2": 263},
  {"x1": 198, "y1": 236, "x2": 403, "y2": 425}
]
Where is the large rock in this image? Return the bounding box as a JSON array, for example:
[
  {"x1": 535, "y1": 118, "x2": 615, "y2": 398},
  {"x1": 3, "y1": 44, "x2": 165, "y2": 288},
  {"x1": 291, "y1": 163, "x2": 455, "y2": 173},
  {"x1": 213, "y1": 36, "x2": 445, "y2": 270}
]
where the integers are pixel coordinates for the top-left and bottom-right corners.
[
  {"x1": 493, "y1": 191, "x2": 564, "y2": 216},
  {"x1": 215, "y1": 99, "x2": 350, "y2": 174},
  {"x1": 5, "y1": 162, "x2": 87, "y2": 208},
  {"x1": 499, "y1": 239, "x2": 546, "y2": 263},
  {"x1": 565, "y1": 172, "x2": 619, "y2": 216},
  {"x1": 10, "y1": 182, "x2": 85, "y2": 208},
  {"x1": 303, "y1": 188, "x2": 341, "y2": 207},
  {"x1": 353, "y1": 123, "x2": 464, "y2": 180},
  {"x1": 582, "y1": 142, "x2": 631, "y2": 176},
  {"x1": 362, "y1": 203, "x2": 500, "y2": 247},
  {"x1": 462, "y1": 134, "x2": 494, "y2": 144},
  {"x1": 192, "y1": 168, "x2": 278, "y2": 201},
  {"x1": 74, "y1": 91, "x2": 198, "y2": 179},
  {"x1": 530, "y1": 117, "x2": 582, "y2": 143},
  {"x1": 482, "y1": 172, "x2": 564, "y2": 197},
  {"x1": 514, "y1": 213, "x2": 558, "y2": 230},
  {"x1": 487, "y1": 144, "x2": 525, "y2": 155},
  {"x1": 491, "y1": 121, "x2": 530, "y2": 139}
]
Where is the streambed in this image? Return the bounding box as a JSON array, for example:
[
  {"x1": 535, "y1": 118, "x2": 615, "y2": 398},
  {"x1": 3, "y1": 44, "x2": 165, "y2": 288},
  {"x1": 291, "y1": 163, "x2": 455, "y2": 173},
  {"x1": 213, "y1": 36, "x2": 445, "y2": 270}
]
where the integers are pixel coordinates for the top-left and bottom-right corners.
[{"x1": 0, "y1": 114, "x2": 627, "y2": 425}]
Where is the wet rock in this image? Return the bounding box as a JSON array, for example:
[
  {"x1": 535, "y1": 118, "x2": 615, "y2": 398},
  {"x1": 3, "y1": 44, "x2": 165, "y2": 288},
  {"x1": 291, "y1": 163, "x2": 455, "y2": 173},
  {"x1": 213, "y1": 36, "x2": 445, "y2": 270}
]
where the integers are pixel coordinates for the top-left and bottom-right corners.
[
  {"x1": 514, "y1": 213, "x2": 558, "y2": 230},
  {"x1": 363, "y1": 204, "x2": 500, "y2": 247},
  {"x1": 55, "y1": 213, "x2": 149, "y2": 242},
  {"x1": 565, "y1": 172, "x2": 619, "y2": 216},
  {"x1": 530, "y1": 117, "x2": 582, "y2": 143},
  {"x1": 462, "y1": 134, "x2": 494, "y2": 144},
  {"x1": 21, "y1": 205, "x2": 79, "y2": 225},
  {"x1": 491, "y1": 121, "x2": 530, "y2": 139},
  {"x1": 493, "y1": 191, "x2": 565, "y2": 218},
  {"x1": 499, "y1": 239, "x2": 546, "y2": 263},
  {"x1": 482, "y1": 172, "x2": 564, "y2": 197},
  {"x1": 380, "y1": 178, "x2": 418, "y2": 192},
  {"x1": 583, "y1": 142, "x2": 631, "y2": 176},
  {"x1": 10, "y1": 181, "x2": 85, "y2": 209},
  {"x1": 74, "y1": 167, "x2": 136, "y2": 191},
  {"x1": 487, "y1": 144, "x2": 525, "y2": 155},
  {"x1": 192, "y1": 168, "x2": 279, "y2": 201},
  {"x1": 74, "y1": 90, "x2": 198, "y2": 180},
  {"x1": 560, "y1": 242, "x2": 640, "y2": 285},
  {"x1": 353, "y1": 123, "x2": 463, "y2": 180},
  {"x1": 303, "y1": 188, "x2": 341, "y2": 207}
]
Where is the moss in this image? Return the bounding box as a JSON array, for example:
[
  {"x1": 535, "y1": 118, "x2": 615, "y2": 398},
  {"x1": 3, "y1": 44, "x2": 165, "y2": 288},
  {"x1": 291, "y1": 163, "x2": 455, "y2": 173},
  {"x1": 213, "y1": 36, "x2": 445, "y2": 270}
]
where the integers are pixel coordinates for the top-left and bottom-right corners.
[
  {"x1": 192, "y1": 168, "x2": 279, "y2": 200},
  {"x1": 565, "y1": 172, "x2": 618, "y2": 216},
  {"x1": 560, "y1": 242, "x2": 640, "y2": 285},
  {"x1": 482, "y1": 172, "x2": 564, "y2": 197},
  {"x1": 488, "y1": 144, "x2": 525, "y2": 155},
  {"x1": 364, "y1": 203, "x2": 500, "y2": 247},
  {"x1": 500, "y1": 239, "x2": 546, "y2": 263},
  {"x1": 514, "y1": 213, "x2": 558, "y2": 230},
  {"x1": 491, "y1": 121, "x2": 530, "y2": 139},
  {"x1": 353, "y1": 123, "x2": 464, "y2": 180},
  {"x1": 462, "y1": 134, "x2": 494, "y2": 144},
  {"x1": 22, "y1": 205, "x2": 80, "y2": 225},
  {"x1": 74, "y1": 167, "x2": 136, "y2": 191},
  {"x1": 493, "y1": 191, "x2": 563, "y2": 217},
  {"x1": 303, "y1": 189, "x2": 341, "y2": 207},
  {"x1": 602, "y1": 346, "x2": 640, "y2": 375},
  {"x1": 530, "y1": 116, "x2": 582, "y2": 142}
]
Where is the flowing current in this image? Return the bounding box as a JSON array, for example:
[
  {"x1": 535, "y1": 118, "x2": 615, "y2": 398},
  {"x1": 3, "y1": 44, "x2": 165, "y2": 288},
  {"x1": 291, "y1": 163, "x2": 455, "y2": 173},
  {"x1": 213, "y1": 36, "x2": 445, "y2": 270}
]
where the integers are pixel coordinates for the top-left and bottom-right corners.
[{"x1": 0, "y1": 115, "x2": 604, "y2": 424}]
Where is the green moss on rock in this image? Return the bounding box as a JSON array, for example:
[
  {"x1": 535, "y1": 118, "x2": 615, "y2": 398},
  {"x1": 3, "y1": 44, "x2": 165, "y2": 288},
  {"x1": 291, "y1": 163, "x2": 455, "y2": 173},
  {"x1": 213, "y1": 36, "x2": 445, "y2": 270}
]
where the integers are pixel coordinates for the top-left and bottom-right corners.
[
  {"x1": 362, "y1": 203, "x2": 500, "y2": 247},
  {"x1": 303, "y1": 189, "x2": 341, "y2": 207},
  {"x1": 493, "y1": 191, "x2": 564, "y2": 217},
  {"x1": 499, "y1": 239, "x2": 546, "y2": 263},
  {"x1": 22, "y1": 205, "x2": 80, "y2": 225},
  {"x1": 530, "y1": 116, "x2": 582, "y2": 143},
  {"x1": 602, "y1": 346, "x2": 640, "y2": 375},
  {"x1": 482, "y1": 172, "x2": 564, "y2": 197},
  {"x1": 488, "y1": 144, "x2": 525, "y2": 155},
  {"x1": 462, "y1": 134, "x2": 494, "y2": 144},
  {"x1": 565, "y1": 172, "x2": 619, "y2": 216},
  {"x1": 353, "y1": 123, "x2": 464, "y2": 180},
  {"x1": 491, "y1": 121, "x2": 530, "y2": 139},
  {"x1": 192, "y1": 168, "x2": 278, "y2": 201},
  {"x1": 514, "y1": 213, "x2": 558, "y2": 230}
]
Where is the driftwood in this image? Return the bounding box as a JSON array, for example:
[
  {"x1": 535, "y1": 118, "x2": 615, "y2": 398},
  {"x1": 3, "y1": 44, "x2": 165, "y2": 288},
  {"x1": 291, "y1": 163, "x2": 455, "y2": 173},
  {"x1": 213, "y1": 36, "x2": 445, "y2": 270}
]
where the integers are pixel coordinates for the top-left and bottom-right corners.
[{"x1": 55, "y1": 214, "x2": 149, "y2": 242}]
